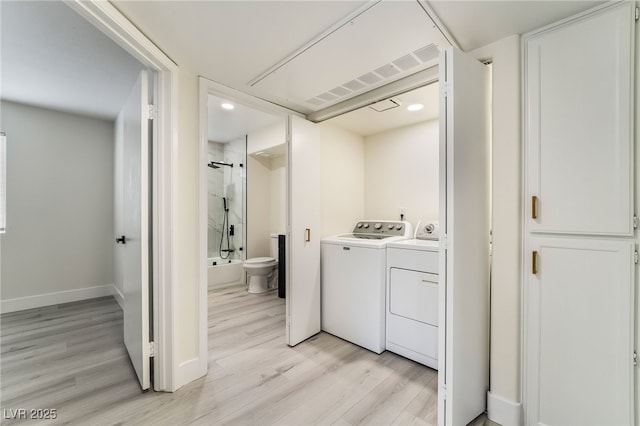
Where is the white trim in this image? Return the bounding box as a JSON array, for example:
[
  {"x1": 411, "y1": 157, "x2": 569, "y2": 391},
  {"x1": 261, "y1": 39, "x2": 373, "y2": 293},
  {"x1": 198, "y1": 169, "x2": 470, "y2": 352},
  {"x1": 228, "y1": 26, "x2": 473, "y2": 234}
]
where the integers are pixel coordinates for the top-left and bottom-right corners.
[
  {"x1": 175, "y1": 357, "x2": 204, "y2": 390},
  {"x1": 1, "y1": 285, "x2": 114, "y2": 314},
  {"x1": 198, "y1": 76, "x2": 295, "y2": 382},
  {"x1": 112, "y1": 284, "x2": 124, "y2": 310},
  {"x1": 416, "y1": 0, "x2": 460, "y2": 49},
  {"x1": 487, "y1": 391, "x2": 522, "y2": 426},
  {"x1": 67, "y1": 0, "x2": 177, "y2": 392}
]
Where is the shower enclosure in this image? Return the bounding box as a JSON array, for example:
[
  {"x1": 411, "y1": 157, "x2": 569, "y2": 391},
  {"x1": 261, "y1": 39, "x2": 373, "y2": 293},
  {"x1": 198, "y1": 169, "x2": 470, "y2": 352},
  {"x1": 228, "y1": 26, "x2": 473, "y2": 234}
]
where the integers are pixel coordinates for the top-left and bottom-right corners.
[{"x1": 207, "y1": 137, "x2": 246, "y2": 286}]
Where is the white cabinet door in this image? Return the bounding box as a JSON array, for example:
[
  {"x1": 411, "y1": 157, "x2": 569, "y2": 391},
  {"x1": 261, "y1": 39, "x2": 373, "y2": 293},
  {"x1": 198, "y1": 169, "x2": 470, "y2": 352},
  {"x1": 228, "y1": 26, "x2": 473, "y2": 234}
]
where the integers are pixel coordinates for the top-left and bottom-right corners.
[
  {"x1": 438, "y1": 47, "x2": 490, "y2": 426},
  {"x1": 525, "y1": 2, "x2": 635, "y2": 236},
  {"x1": 526, "y1": 237, "x2": 635, "y2": 426},
  {"x1": 286, "y1": 115, "x2": 321, "y2": 346},
  {"x1": 121, "y1": 70, "x2": 151, "y2": 390}
]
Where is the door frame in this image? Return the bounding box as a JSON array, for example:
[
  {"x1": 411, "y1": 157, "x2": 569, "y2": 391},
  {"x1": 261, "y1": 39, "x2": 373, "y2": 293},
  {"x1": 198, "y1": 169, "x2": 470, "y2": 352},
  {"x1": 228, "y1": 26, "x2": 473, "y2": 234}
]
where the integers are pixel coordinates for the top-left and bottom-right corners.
[
  {"x1": 197, "y1": 77, "x2": 302, "y2": 376},
  {"x1": 67, "y1": 0, "x2": 177, "y2": 391}
]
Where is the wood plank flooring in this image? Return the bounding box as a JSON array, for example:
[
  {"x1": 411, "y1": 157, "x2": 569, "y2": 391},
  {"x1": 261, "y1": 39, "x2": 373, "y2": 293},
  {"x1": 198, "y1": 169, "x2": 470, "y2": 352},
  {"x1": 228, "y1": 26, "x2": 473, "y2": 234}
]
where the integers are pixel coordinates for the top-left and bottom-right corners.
[{"x1": 1, "y1": 284, "x2": 498, "y2": 425}]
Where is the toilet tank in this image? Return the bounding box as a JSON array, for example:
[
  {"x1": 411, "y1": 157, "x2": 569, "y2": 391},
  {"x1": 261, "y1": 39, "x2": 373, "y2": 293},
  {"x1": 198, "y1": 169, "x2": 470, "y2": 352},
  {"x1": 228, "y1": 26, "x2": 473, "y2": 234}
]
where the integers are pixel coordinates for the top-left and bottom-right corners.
[{"x1": 270, "y1": 233, "x2": 280, "y2": 261}]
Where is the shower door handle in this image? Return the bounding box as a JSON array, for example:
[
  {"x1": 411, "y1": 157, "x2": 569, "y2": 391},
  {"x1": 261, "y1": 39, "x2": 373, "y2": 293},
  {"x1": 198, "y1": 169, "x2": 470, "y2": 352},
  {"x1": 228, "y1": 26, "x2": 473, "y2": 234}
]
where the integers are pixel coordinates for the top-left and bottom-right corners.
[{"x1": 116, "y1": 235, "x2": 126, "y2": 244}]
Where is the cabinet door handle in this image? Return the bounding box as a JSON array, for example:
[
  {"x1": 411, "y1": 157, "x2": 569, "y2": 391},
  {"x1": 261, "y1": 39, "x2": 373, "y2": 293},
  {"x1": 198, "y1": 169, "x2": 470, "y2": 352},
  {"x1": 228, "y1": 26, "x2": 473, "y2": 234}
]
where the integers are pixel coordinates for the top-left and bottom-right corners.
[
  {"x1": 532, "y1": 250, "x2": 538, "y2": 275},
  {"x1": 305, "y1": 228, "x2": 310, "y2": 242},
  {"x1": 532, "y1": 195, "x2": 538, "y2": 219}
]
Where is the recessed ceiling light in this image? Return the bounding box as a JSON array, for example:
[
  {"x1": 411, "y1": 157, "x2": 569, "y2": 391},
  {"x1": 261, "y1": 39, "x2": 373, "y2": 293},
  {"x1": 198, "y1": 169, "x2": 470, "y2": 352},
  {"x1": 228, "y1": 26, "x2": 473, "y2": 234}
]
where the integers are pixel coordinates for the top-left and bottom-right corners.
[
  {"x1": 221, "y1": 103, "x2": 235, "y2": 110},
  {"x1": 407, "y1": 103, "x2": 424, "y2": 112}
]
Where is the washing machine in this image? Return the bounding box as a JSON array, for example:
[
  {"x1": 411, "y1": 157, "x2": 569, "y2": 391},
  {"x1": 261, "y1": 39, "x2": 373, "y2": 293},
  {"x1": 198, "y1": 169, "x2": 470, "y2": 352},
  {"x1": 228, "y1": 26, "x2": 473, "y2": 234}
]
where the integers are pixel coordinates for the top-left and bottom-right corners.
[
  {"x1": 385, "y1": 220, "x2": 440, "y2": 368},
  {"x1": 321, "y1": 220, "x2": 412, "y2": 354}
]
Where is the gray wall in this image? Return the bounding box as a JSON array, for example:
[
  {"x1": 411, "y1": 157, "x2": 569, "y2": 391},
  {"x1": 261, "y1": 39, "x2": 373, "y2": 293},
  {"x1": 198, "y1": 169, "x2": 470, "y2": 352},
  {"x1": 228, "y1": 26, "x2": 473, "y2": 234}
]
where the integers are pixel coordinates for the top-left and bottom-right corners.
[{"x1": 0, "y1": 101, "x2": 114, "y2": 303}]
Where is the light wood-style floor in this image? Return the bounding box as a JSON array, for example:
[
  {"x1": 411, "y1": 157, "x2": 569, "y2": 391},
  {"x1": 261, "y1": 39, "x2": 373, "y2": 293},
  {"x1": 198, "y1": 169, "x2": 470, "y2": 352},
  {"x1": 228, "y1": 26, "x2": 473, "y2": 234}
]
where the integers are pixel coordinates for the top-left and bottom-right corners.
[{"x1": 1, "y1": 284, "x2": 497, "y2": 425}]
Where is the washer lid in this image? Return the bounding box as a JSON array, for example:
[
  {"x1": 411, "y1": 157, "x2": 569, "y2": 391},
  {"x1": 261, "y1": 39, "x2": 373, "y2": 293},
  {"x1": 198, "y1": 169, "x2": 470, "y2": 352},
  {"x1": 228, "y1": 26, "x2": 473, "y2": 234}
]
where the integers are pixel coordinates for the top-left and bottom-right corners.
[{"x1": 245, "y1": 257, "x2": 276, "y2": 264}]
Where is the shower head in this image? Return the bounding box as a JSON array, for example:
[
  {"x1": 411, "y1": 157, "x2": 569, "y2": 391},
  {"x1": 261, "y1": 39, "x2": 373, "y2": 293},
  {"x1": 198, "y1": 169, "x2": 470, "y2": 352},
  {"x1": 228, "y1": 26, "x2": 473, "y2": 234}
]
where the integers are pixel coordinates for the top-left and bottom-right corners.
[{"x1": 207, "y1": 162, "x2": 220, "y2": 169}]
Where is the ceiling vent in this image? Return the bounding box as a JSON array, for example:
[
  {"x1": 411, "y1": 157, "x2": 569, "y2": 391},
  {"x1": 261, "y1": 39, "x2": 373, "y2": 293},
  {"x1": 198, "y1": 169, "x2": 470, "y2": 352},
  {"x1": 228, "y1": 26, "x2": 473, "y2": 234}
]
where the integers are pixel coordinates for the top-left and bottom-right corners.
[
  {"x1": 369, "y1": 98, "x2": 401, "y2": 112},
  {"x1": 303, "y1": 43, "x2": 442, "y2": 108}
]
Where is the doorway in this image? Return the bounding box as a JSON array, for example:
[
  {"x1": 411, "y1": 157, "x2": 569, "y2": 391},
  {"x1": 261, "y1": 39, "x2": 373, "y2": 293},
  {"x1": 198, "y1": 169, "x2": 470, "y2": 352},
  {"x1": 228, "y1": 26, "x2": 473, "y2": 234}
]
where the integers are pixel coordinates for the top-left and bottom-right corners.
[{"x1": 0, "y1": 0, "x2": 177, "y2": 394}]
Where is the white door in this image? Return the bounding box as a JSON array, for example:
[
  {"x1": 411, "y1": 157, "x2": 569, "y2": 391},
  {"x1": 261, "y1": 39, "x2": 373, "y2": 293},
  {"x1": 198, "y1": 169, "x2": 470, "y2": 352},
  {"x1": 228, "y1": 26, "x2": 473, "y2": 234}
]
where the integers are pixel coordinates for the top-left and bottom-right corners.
[
  {"x1": 121, "y1": 70, "x2": 151, "y2": 390},
  {"x1": 526, "y1": 237, "x2": 634, "y2": 425},
  {"x1": 437, "y1": 47, "x2": 490, "y2": 426},
  {"x1": 525, "y1": 2, "x2": 634, "y2": 236},
  {"x1": 286, "y1": 115, "x2": 321, "y2": 346},
  {"x1": 523, "y1": 3, "x2": 637, "y2": 424}
]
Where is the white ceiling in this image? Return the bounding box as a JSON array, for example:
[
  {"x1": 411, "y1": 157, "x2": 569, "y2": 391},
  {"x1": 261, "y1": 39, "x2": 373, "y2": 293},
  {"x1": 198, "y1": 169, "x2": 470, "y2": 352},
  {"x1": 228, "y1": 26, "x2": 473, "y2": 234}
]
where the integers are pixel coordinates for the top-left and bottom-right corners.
[
  {"x1": 327, "y1": 83, "x2": 439, "y2": 137},
  {"x1": 1, "y1": 0, "x2": 604, "y2": 133},
  {"x1": 0, "y1": 1, "x2": 145, "y2": 120},
  {"x1": 429, "y1": 0, "x2": 603, "y2": 51},
  {"x1": 208, "y1": 95, "x2": 283, "y2": 143}
]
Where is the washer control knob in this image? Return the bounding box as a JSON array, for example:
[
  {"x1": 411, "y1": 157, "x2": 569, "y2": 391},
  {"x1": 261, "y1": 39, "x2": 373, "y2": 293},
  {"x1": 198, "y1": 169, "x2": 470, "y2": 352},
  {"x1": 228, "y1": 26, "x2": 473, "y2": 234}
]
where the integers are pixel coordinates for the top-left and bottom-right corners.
[
  {"x1": 395, "y1": 224, "x2": 403, "y2": 230},
  {"x1": 387, "y1": 224, "x2": 394, "y2": 230},
  {"x1": 374, "y1": 223, "x2": 382, "y2": 230},
  {"x1": 363, "y1": 223, "x2": 370, "y2": 229},
  {"x1": 357, "y1": 223, "x2": 363, "y2": 228}
]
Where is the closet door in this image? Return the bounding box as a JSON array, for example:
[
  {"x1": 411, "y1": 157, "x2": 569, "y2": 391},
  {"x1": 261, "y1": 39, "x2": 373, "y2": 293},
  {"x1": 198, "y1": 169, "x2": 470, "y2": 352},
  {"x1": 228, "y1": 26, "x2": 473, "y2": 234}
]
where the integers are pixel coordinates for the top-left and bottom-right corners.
[
  {"x1": 438, "y1": 46, "x2": 490, "y2": 426},
  {"x1": 525, "y1": 2, "x2": 634, "y2": 236},
  {"x1": 286, "y1": 115, "x2": 321, "y2": 346},
  {"x1": 523, "y1": 3, "x2": 637, "y2": 425},
  {"x1": 526, "y1": 237, "x2": 635, "y2": 425}
]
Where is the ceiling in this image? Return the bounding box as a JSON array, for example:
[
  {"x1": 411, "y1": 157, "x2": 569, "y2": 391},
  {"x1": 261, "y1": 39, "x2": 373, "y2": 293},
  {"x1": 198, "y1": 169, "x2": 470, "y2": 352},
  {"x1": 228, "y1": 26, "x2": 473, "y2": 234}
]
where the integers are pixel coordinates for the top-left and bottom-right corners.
[
  {"x1": 113, "y1": 0, "x2": 603, "y2": 115},
  {"x1": 1, "y1": 0, "x2": 604, "y2": 131},
  {"x1": 208, "y1": 95, "x2": 283, "y2": 143},
  {"x1": 0, "y1": 1, "x2": 145, "y2": 121},
  {"x1": 327, "y1": 82, "x2": 439, "y2": 137}
]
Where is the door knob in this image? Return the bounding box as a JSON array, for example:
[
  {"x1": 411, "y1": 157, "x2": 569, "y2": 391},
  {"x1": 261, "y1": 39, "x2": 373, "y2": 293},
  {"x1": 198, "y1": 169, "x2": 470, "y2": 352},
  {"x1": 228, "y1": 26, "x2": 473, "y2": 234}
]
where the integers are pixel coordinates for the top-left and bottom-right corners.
[{"x1": 116, "y1": 235, "x2": 126, "y2": 244}]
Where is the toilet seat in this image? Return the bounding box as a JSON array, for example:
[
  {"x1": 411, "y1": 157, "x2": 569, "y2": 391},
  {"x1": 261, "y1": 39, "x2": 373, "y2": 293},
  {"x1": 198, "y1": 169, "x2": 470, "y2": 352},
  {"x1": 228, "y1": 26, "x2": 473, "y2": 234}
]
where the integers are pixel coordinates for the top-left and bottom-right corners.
[{"x1": 245, "y1": 257, "x2": 276, "y2": 265}]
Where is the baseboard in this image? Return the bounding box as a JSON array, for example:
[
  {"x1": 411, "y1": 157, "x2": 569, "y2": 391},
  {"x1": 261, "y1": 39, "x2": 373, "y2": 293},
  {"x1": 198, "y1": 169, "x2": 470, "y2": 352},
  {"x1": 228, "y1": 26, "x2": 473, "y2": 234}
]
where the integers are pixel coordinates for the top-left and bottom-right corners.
[
  {"x1": 487, "y1": 391, "x2": 522, "y2": 426},
  {"x1": 1, "y1": 285, "x2": 115, "y2": 314},
  {"x1": 111, "y1": 284, "x2": 124, "y2": 310},
  {"x1": 174, "y1": 356, "x2": 206, "y2": 391}
]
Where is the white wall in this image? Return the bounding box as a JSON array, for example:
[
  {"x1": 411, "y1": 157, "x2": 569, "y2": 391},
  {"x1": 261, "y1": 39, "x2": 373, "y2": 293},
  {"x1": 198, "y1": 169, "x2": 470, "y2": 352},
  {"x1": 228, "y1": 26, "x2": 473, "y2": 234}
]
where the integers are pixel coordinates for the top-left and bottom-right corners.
[
  {"x1": 270, "y1": 155, "x2": 286, "y2": 235},
  {"x1": 0, "y1": 101, "x2": 115, "y2": 311},
  {"x1": 246, "y1": 121, "x2": 287, "y2": 259},
  {"x1": 471, "y1": 35, "x2": 523, "y2": 424},
  {"x1": 319, "y1": 123, "x2": 365, "y2": 237},
  {"x1": 364, "y1": 120, "x2": 439, "y2": 230},
  {"x1": 247, "y1": 121, "x2": 286, "y2": 155},
  {"x1": 247, "y1": 154, "x2": 271, "y2": 258}
]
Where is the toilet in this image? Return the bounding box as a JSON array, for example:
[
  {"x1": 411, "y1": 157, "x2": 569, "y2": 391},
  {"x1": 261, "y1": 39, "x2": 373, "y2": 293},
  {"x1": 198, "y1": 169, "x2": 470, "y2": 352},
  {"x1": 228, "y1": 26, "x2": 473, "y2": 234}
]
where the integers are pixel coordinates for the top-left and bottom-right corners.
[{"x1": 244, "y1": 234, "x2": 279, "y2": 294}]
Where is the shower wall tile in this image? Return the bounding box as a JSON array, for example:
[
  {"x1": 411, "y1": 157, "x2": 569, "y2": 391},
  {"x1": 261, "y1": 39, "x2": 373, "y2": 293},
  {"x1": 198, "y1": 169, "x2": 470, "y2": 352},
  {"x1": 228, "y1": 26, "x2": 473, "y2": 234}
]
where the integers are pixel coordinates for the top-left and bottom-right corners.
[{"x1": 208, "y1": 138, "x2": 246, "y2": 260}]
